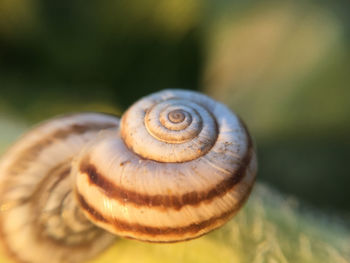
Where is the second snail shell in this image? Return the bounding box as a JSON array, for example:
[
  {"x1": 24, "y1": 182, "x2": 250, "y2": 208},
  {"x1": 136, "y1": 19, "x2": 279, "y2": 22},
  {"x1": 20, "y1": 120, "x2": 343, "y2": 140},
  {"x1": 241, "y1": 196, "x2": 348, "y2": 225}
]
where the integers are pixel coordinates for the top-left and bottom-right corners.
[{"x1": 0, "y1": 89, "x2": 257, "y2": 263}]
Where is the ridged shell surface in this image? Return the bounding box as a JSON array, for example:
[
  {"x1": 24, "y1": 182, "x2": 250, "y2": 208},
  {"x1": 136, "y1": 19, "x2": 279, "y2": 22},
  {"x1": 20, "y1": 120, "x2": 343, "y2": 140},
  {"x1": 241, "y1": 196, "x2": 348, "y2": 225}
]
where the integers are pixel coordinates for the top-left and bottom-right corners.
[
  {"x1": 74, "y1": 90, "x2": 257, "y2": 242},
  {"x1": 0, "y1": 113, "x2": 119, "y2": 263}
]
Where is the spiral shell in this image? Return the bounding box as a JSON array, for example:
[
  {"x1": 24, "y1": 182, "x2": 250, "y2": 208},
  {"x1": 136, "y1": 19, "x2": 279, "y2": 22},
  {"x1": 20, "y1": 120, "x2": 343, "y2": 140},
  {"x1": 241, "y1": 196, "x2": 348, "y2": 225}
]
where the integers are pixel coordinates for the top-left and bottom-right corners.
[
  {"x1": 0, "y1": 113, "x2": 119, "y2": 263},
  {"x1": 74, "y1": 89, "x2": 257, "y2": 242},
  {"x1": 0, "y1": 89, "x2": 257, "y2": 263}
]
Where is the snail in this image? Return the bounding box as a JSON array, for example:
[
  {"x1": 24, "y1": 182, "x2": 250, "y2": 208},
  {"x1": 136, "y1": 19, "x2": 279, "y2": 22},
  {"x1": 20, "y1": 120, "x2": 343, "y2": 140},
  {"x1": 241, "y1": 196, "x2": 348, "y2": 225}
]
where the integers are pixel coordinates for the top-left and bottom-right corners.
[{"x1": 0, "y1": 89, "x2": 257, "y2": 263}]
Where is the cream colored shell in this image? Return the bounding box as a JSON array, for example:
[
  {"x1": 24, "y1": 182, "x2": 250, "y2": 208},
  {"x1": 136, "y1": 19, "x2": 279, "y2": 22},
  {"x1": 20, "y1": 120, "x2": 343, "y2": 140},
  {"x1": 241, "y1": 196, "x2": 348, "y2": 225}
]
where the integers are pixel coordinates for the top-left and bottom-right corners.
[
  {"x1": 0, "y1": 113, "x2": 119, "y2": 263},
  {"x1": 0, "y1": 89, "x2": 257, "y2": 263},
  {"x1": 74, "y1": 89, "x2": 257, "y2": 242}
]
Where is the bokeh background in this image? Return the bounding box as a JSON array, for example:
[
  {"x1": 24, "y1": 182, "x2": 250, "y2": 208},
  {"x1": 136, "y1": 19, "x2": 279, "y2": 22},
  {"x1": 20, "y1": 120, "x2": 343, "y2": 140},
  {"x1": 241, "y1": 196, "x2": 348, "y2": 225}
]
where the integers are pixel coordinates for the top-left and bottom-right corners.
[{"x1": 0, "y1": 0, "x2": 349, "y2": 219}]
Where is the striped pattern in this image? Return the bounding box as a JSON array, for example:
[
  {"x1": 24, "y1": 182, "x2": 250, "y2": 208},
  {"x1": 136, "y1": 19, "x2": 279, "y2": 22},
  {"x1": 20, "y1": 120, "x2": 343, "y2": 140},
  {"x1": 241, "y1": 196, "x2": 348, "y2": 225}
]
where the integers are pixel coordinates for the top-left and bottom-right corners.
[
  {"x1": 4, "y1": 121, "x2": 117, "y2": 177},
  {"x1": 0, "y1": 113, "x2": 119, "y2": 263},
  {"x1": 0, "y1": 90, "x2": 257, "y2": 262},
  {"x1": 75, "y1": 114, "x2": 257, "y2": 242},
  {"x1": 79, "y1": 136, "x2": 253, "y2": 210},
  {"x1": 77, "y1": 192, "x2": 243, "y2": 241}
]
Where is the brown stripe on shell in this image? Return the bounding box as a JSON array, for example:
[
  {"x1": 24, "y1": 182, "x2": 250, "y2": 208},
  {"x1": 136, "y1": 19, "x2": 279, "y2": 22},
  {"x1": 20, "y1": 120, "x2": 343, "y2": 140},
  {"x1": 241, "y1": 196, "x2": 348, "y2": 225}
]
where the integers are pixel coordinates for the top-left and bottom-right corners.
[
  {"x1": 76, "y1": 179, "x2": 253, "y2": 242},
  {"x1": 0, "y1": 116, "x2": 119, "y2": 263},
  {"x1": 47, "y1": 166, "x2": 71, "y2": 193},
  {"x1": 5, "y1": 121, "x2": 118, "y2": 176},
  {"x1": 79, "y1": 120, "x2": 253, "y2": 211},
  {"x1": 76, "y1": 192, "x2": 109, "y2": 224},
  {"x1": 0, "y1": 161, "x2": 98, "y2": 263},
  {"x1": 32, "y1": 162, "x2": 105, "y2": 247}
]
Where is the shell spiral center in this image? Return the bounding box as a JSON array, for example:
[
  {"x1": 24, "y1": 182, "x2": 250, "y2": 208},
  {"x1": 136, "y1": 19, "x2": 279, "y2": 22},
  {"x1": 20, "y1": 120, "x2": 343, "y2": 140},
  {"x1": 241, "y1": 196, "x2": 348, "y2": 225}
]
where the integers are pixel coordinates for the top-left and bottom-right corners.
[
  {"x1": 122, "y1": 96, "x2": 219, "y2": 163},
  {"x1": 168, "y1": 110, "x2": 186, "y2": 123}
]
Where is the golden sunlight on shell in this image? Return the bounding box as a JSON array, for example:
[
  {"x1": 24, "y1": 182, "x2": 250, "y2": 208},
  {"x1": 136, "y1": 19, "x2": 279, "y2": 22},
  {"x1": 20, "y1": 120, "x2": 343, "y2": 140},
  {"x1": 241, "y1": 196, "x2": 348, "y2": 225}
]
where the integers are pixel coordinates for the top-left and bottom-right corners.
[
  {"x1": 0, "y1": 113, "x2": 119, "y2": 263},
  {"x1": 74, "y1": 89, "x2": 257, "y2": 243}
]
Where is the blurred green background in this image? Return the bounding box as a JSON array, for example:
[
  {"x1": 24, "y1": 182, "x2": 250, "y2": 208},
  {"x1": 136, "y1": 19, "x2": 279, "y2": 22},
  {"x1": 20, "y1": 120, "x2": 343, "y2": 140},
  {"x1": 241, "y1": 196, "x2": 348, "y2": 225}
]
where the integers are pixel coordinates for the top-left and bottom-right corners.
[{"x1": 0, "y1": 0, "x2": 349, "y2": 218}]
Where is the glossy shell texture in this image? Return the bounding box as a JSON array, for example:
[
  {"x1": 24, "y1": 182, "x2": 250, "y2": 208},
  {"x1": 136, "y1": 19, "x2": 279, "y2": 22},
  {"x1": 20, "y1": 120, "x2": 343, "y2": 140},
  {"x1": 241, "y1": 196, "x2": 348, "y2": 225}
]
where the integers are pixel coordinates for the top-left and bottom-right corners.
[
  {"x1": 74, "y1": 89, "x2": 257, "y2": 242},
  {"x1": 0, "y1": 113, "x2": 119, "y2": 263}
]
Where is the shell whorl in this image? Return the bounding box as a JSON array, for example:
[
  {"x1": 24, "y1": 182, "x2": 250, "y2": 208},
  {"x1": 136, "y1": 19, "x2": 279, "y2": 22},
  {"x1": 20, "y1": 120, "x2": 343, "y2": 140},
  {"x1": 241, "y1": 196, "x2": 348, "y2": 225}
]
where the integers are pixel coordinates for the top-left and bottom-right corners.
[
  {"x1": 121, "y1": 92, "x2": 219, "y2": 162},
  {"x1": 0, "y1": 113, "x2": 119, "y2": 263},
  {"x1": 0, "y1": 90, "x2": 257, "y2": 263},
  {"x1": 74, "y1": 89, "x2": 257, "y2": 243}
]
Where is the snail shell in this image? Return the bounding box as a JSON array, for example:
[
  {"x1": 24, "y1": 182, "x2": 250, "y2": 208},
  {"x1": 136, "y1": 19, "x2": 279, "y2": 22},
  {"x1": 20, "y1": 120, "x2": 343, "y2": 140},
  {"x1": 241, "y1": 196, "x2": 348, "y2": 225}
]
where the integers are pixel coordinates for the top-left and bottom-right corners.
[
  {"x1": 74, "y1": 89, "x2": 257, "y2": 243},
  {"x1": 0, "y1": 89, "x2": 257, "y2": 263},
  {"x1": 0, "y1": 113, "x2": 119, "y2": 263}
]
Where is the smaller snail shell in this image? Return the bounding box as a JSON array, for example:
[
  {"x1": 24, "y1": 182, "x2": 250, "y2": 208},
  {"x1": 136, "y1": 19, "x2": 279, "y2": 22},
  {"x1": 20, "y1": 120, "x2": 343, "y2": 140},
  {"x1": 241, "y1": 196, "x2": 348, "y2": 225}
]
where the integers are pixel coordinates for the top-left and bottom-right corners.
[
  {"x1": 74, "y1": 89, "x2": 257, "y2": 242},
  {"x1": 0, "y1": 113, "x2": 119, "y2": 263}
]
